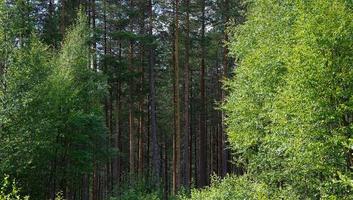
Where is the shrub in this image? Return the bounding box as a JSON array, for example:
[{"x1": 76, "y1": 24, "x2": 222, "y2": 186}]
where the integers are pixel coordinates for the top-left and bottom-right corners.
[
  {"x1": 0, "y1": 175, "x2": 29, "y2": 200},
  {"x1": 109, "y1": 176, "x2": 161, "y2": 200},
  {"x1": 179, "y1": 175, "x2": 300, "y2": 200}
]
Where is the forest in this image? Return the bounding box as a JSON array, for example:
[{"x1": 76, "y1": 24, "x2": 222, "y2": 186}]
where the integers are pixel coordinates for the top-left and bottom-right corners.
[{"x1": 0, "y1": 0, "x2": 352, "y2": 199}]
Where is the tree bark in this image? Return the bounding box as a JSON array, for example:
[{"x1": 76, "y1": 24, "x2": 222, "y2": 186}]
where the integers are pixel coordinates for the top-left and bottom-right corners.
[
  {"x1": 172, "y1": 0, "x2": 181, "y2": 194},
  {"x1": 163, "y1": 138, "x2": 169, "y2": 200},
  {"x1": 92, "y1": 0, "x2": 97, "y2": 71},
  {"x1": 182, "y1": 0, "x2": 191, "y2": 189},
  {"x1": 137, "y1": 0, "x2": 145, "y2": 178},
  {"x1": 148, "y1": 0, "x2": 161, "y2": 185},
  {"x1": 82, "y1": 174, "x2": 89, "y2": 200},
  {"x1": 129, "y1": 0, "x2": 135, "y2": 175},
  {"x1": 198, "y1": 0, "x2": 208, "y2": 187},
  {"x1": 60, "y1": 0, "x2": 66, "y2": 36},
  {"x1": 116, "y1": 40, "x2": 123, "y2": 187}
]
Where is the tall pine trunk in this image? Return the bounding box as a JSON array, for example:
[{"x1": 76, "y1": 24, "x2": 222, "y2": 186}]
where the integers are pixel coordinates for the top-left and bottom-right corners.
[
  {"x1": 182, "y1": 0, "x2": 191, "y2": 189},
  {"x1": 198, "y1": 0, "x2": 208, "y2": 187},
  {"x1": 172, "y1": 0, "x2": 181, "y2": 194},
  {"x1": 129, "y1": 0, "x2": 135, "y2": 175},
  {"x1": 92, "y1": 0, "x2": 97, "y2": 70},
  {"x1": 60, "y1": 0, "x2": 66, "y2": 36},
  {"x1": 138, "y1": 0, "x2": 145, "y2": 178},
  {"x1": 148, "y1": 0, "x2": 161, "y2": 185}
]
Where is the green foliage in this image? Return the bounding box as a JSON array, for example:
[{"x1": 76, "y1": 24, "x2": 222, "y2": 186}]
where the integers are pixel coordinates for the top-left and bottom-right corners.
[
  {"x1": 54, "y1": 191, "x2": 64, "y2": 200},
  {"x1": 221, "y1": 0, "x2": 353, "y2": 199},
  {"x1": 109, "y1": 177, "x2": 161, "y2": 200},
  {"x1": 0, "y1": 175, "x2": 29, "y2": 200},
  {"x1": 179, "y1": 175, "x2": 300, "y2": 200},
  {"x1": 0, "y1": 36, "x2": 54, "y2": 197},
  {"x1": 0, "y1": 10, "x2": 107, "y2": 199},
  {"x1": 0, "y1": 0, "x2": 34, "y2": 45}
]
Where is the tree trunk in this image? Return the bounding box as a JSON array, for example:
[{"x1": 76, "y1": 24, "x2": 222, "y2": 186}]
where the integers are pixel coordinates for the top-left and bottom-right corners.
[
  {"x1": 172, "y1": 0, "x2": 181, "y2": 194},
  {"x1": 182, "y1": 0, "x2": 191, "y2": 189},
  {"x1": 148, "y1": 0, "x2": 161, "y2": 185},
  {"x1": 129, "y1": 0, "x2": 135, "y2": 175},
  {"x1": 115, "y1": 48, "x2": 122, "y2": 185},
  {"x1": 138, "y1": 10, "x2": 145, "y2": 177},
  {"x1": 82, "y1": 174, "x2": 89, "y2": 200},
  {"x1": 60, "y1": 0, "x2": 66, "y2": 36},
  {"x1": 163, "y1": 138, "x2": 169, "y2": 200},
  {"x1": 198, "y1": 0, "x2": 208, "y2": 187},
  {"x1": 113, "y1": 84, "x2": 120, "y2": 186}
]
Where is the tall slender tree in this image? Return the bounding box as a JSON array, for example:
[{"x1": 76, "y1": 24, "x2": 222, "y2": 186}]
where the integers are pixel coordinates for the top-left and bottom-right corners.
[
  {"x1": 182, "y1": 0, "x2": 191, "y2": 189},
  {"x1": 198, "y1": 0, "x2": 208, "y2": 187},
  {"x1": 129, "y1": 0, "x2": 135, "y2": 175},
  {"x1": 148, "y1": 0, "x2": 161, "y2": 185},
  {"x1": 173, "y1": 0, "x2": 181, "y2": 194}
]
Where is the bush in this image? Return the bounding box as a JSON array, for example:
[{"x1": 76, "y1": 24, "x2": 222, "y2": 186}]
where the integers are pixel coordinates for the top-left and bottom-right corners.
[
  {"x1": 0, "y1": 175, "x2": 29, "y2": 200},
  {"x1": 109, "y1": 177, "x2": 161, "y2": 200},
  {"x1": 179, "y1": 175, "x2": 300, "y2": 200}
]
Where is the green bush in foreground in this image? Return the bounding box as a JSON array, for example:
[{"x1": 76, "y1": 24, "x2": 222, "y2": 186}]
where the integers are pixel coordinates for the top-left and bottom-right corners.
[
  {"x1": 0, "y1": 175, "x2": 28, "y2": 200},
  {"x1": 179, "y1": 175, "x2": 300, "y2": 200},
  {"x1": 109, "y1": 177, "x2": 161, "y2": 200}
]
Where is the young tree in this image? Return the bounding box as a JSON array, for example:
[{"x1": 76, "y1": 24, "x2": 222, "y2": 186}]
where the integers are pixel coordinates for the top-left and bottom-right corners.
[
  {"x1": 0, "y1": 12, "x2": 107, "y2": 199},
  {"x1": 224, "y1": 0, "x2": 353, "y2": 198}
]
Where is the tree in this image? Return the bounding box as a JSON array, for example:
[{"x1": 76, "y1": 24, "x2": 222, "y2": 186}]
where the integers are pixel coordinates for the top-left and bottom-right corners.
[
  {"x1": 148, "y1": 0, "x2": 161, "y2": 186},
  {"x1": 224, "y1": 0, "x2": 353, "y2": 198},
  {"x1": 198, "y1": 0, "x2": 208, "y2": 187},
  {"x1": 0, "y1": 0, "x2": 247, "y2": 198},
  {"x1": 172, "y1": 0, "x2": 181, "y2": 194},
  {"x1": 182, "y1": 0, "x2": 191, "y2": 189},
  {"x1": 0, "y1": 11, "x2": 107, "y2": 199}
]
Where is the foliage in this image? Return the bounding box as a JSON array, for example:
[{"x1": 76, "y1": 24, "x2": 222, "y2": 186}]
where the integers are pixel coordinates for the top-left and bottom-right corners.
[
  {"x1": 0, "y1": 10, "x2": 107, "y2": 199},
  {"x1": 109, "y1": 177, "x2": 161, "y2": 200},
  {"x1": 221, "y1": 0, "x2": 353, "y2": 199},
  {"x1": 54, "y1": 191, "x2": 65, "y2": 200},
  {"x1": 2, "y1": 0, "x2": 353, "y2": 199},
  {"x1": 0, "y1": 175, "x2": 29, "y2": 200},
  {"x1": 179, "y1": 175, "x2": 300, "y2": 200}
]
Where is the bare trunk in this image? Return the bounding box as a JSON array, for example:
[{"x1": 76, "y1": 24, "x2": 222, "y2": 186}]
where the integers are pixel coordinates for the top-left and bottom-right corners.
[
  {"x1": 91, "y1": 0, "x2": 97, "y2": 70},
  {"x1": 172, "y1": 0, "x2": 181, "y2": 194},
  {"x1": 112, "y1": 0, "x2": 122, "y2": 188},
  {"x1": 148, "y1": 0, "x2": 161, "y2": 185},
  {"x1": 60, "y1": 0, "x2": 66, "y2": 36},
  {"x1": 181, "y1": 0, "x2": 191, "y2": 189},
  {"x1": 82, "y1": 174, "x2": 89, "y2": 200},
  {"x1": 199, "y1": 0, "x2": 208, "y2": 187},
  {"x1": 129, "y1": 0, "x2": 135, "y2": 175},
  {"x1": 163, "y1": 139, "x2": 169, "y2": 200},
  {"x1": 138, "y1": 28, "x2": 145, "y2": 176}
]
